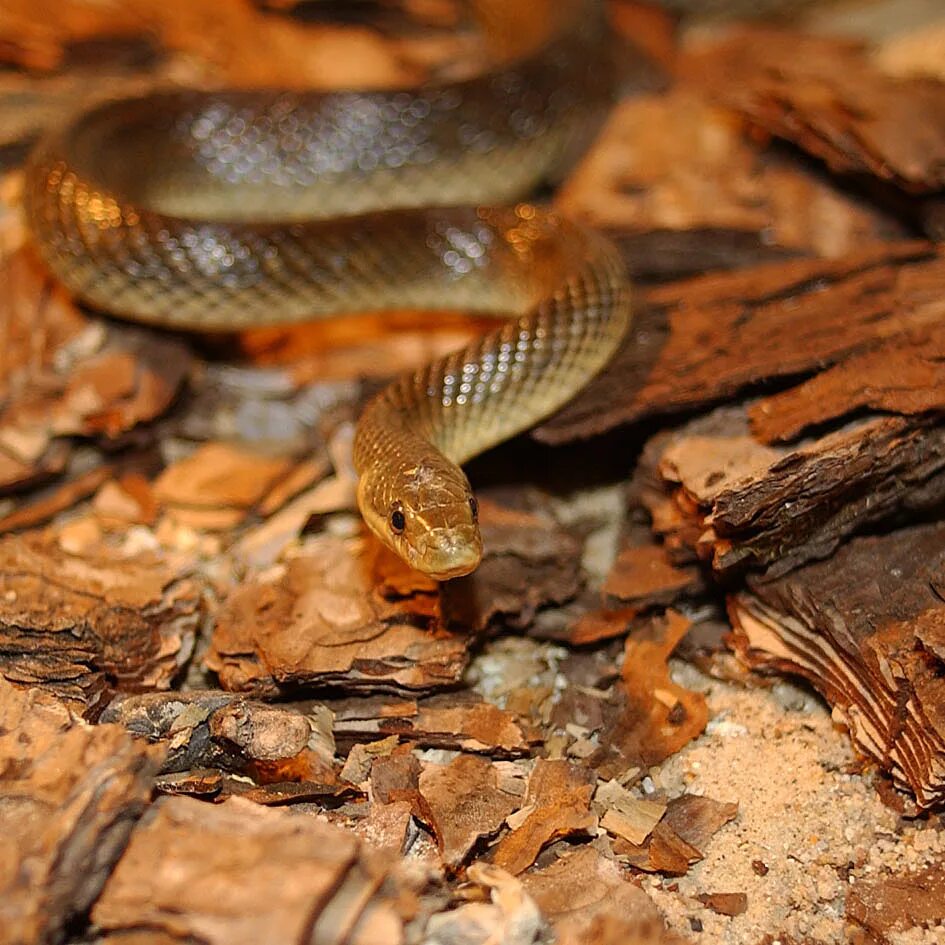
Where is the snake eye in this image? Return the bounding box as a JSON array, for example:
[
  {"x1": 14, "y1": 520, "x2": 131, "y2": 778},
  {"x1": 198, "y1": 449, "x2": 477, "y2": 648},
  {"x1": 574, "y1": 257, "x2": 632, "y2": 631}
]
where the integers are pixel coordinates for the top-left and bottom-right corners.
[
  {"x1": 469, "y1": 496, "x2": 479, "y2": 522},
  {"x1": 389, "y1": 503, "x2": 406, "y2": 534}
]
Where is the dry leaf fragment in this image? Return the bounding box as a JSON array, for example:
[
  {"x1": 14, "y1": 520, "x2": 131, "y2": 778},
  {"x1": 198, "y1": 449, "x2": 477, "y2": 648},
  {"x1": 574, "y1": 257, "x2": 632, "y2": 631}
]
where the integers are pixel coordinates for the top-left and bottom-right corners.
[
  {"x1": 695, "y1": 892, "x2": 748, "y2": 917},
  {"x1": 491, "y1": 759, "x2": 597, "y2": 875},
  {"x1": 419, "y1": 754, "x2": 522, "y2": 870},
  {"x1": 595, "y1": 610, "x2": 708, "y2": 780},
  {"x1": 522, "y1": 846, "x2": 684, "y2": 945}
]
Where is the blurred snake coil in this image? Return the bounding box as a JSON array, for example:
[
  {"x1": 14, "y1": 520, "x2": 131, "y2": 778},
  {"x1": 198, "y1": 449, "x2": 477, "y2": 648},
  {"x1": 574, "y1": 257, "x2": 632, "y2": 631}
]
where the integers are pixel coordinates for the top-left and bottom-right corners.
[{"x1": 24, "y1": 0, "x2": 632, "y2": 580}]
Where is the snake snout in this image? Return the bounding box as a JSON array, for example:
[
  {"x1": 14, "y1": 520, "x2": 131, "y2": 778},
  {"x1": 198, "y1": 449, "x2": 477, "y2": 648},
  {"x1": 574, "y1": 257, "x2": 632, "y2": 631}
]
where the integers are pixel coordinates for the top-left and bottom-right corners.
[{"x1": 416, "y1": 525, "x2": 482, "y2": 581}]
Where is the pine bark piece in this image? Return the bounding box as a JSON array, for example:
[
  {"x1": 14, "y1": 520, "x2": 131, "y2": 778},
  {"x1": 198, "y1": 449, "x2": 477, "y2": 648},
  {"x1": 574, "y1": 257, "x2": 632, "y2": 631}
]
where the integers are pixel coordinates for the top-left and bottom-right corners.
[
  {"x1": 0, "y1": 464, "x2": 113, "y2": 533},
  {"x1": 535, "y1": 242, "x2": 941, "y2": 445},
  {"x1": 207, "y1": 534, "x2": 468, "y2": 695},
  {"x1": 92, "y1": 795, "x2": 416, "y2": 945},
  {"x1": 0, "y1": 532, "x2": 202, "y2": 715},
  {"x1": 845, "y1": 857, "x2": 945, "y2": 939},
  {"x1": 521, "y1": 846, "x2": 686, "y2": 945},
  {"x1": 651, "y1": 405, "x2": 945, "y2": 577},
  {"x1": 2, "y1": 329, "x2": 190, "y2": 493},
  {"x1": 418, "y1": 754, "x2": 522, "y2": 870},
  {"x1": 556, "y1": 90, "x2": 904, "y2": 280},
  {"x1": 728, "y1": 522, "x2": 945, "y2": 807},
  {"x1": 491, "y1": 759, "x2": 597, "y2": 875},
  {"x1": 0, "y1": 679, "x2": 164, "y2": 945},
  {"x1": 682, "y1": 28, "x2": 945, "y2": 193},
  {"x1": 100, "y1": 690, "x2": 337, "y2": 783},
  {"x1": 0, "y1": 0, "x2": 466, "y2": 87}
]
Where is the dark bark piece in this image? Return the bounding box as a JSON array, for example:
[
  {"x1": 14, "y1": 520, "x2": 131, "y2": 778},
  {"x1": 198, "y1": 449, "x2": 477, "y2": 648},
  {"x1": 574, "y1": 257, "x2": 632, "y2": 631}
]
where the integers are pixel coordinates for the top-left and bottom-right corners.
[
  {"x1": 207, "y1": 533, "x2": 468, "y2": 695},
  {"x1": 556, "y1": 89, "x2": 905, "y2": 280},
  {"x1": 845, "y1": 858, "x2": 945, "y2": 938},
  {"x1": 101, "y1": 691, "x2": 337, "y2": 783},
  {"x1": 537, "y1": 242, "x2": 941, "y2": 445},
  {"x1": 682, "y1": 28, "x2": 945, "y2": 193},
  {"x1": 439, "y1": 497, "x2": 583, "y2": 633},
  {"x1": 491, "y1": 759, "x2": 597, "y2": 875},
  {"x1": 749, "y1": 323, "x2": 945, "y2": 444},
  {"x1": 728, "y1": 522, "x2": 945, "y2": 807},
  {"x1": 652, "y1": 405, "x2": 945, "y2": 577},
  {"x1": 92, "y1": 795, "x2": 417, "y2": 945},
  {"x1": 0, "y1": 532, "x2": 202, "y2": 715},
  {"x1": 417, "y1": 754, "x2": 521, "y2": 870},
  {"x1": 0, "y1": 679, "x2": 164, "y2": 945},
  {"x1": 522, "y1": 846, "x2": 687, "y2": 945}
]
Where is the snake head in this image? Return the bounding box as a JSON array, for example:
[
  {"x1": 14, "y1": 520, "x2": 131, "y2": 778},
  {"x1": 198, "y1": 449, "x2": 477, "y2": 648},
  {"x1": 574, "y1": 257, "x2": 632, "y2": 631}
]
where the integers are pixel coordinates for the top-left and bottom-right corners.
[{"x1": 356, "y1": 457, "x2": 483, "y2": 581}]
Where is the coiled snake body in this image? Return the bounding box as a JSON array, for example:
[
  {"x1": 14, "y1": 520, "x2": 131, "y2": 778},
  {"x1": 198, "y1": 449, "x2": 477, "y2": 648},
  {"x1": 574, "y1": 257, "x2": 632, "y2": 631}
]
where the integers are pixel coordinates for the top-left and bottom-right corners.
[{"x1": 25, "y1": 0, "x2": 632, "y2": 579}]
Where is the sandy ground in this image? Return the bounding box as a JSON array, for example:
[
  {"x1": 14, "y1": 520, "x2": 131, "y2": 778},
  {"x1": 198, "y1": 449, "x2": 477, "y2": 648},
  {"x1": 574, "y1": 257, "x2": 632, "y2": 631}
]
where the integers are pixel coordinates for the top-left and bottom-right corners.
[{"x1": 645, "y1": 663, "x2": 943, "y2": 943}]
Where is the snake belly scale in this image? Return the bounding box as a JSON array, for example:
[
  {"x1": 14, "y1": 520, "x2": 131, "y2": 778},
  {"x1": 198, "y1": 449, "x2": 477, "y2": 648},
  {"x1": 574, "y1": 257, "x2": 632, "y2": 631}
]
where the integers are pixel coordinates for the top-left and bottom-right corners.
[{"x1": 24, "y1": 0, "x2": 632, "y2": 579}]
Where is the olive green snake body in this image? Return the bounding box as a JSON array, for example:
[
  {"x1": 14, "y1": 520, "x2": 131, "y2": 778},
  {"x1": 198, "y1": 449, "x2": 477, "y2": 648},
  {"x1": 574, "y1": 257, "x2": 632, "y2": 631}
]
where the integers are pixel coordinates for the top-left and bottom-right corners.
[{"x1": 24, "y1": 0, "x2": 632, "y2": 579}]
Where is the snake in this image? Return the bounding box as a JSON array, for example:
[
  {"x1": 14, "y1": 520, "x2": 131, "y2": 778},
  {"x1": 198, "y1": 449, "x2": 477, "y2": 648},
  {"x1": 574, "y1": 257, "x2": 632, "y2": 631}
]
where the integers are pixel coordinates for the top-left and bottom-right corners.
[{"x1": 24, "y1": 0, "x2": 632, "y2": 580}]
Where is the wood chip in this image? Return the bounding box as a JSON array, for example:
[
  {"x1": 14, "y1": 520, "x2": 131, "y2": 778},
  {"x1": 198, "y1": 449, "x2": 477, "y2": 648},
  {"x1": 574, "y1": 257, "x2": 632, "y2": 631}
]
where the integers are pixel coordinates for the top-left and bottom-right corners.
[{"x1": 595, "y1": 779, "x2": 667, "y2": 845}]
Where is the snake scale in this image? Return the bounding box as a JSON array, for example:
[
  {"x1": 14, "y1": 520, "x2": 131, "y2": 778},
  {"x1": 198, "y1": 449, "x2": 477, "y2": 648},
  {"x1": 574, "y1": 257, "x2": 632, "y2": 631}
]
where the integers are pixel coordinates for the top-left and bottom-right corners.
[{"x1": 24, "y1": 0, "x2": 632, "y2": 580}]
